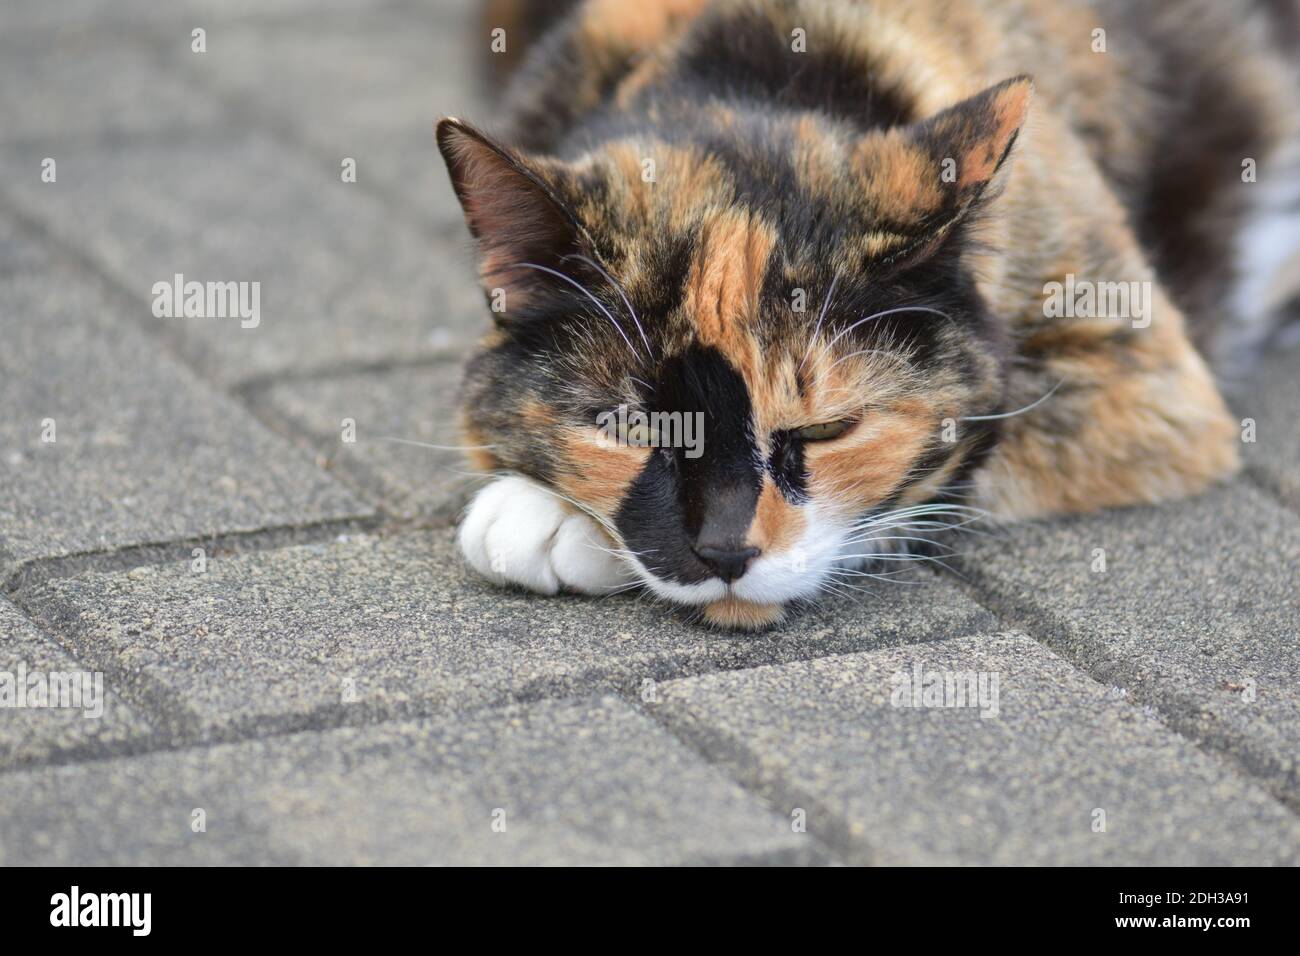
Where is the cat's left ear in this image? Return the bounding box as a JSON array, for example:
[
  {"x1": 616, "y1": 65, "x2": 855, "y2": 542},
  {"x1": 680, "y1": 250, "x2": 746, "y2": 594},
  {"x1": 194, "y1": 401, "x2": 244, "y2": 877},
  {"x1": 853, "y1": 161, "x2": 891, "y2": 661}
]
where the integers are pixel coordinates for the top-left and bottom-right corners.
[
  {"x1": 854, "y1": 76, "x2": 1033, "y2": 263},
  {"x1": 436, "y1": 117, "x2": 593, "y2": 311}
]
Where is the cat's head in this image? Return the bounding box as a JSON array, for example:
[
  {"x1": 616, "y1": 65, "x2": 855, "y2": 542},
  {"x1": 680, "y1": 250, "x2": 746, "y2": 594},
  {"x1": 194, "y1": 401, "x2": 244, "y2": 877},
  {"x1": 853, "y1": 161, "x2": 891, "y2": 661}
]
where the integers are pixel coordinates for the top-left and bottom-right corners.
[{"x1": 437, "y1": 77, "x2": 1030, "y2": 627}]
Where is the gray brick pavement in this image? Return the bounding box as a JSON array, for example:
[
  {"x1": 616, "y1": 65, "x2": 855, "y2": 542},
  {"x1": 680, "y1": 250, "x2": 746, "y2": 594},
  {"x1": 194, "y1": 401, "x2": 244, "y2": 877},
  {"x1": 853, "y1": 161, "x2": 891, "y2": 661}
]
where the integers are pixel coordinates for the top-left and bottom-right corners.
[
  {"x1": 1, "y1": 0, "x2": 1297, "y2": 866},
  {"x1": 0, "y1": 231, "x2": 371, "y2": 583},
  {"x1": 650, "y1": 633, "x2": 1300, "y2": 865},
  {"x1": 0, "y1": 132, "x2": 483, "y2": 386},
  {"x1": 954, "y1": 483, "x2": 1300, "y2": 808},
  {"x1": 1237, "y1": 351, "x2": 1300, "y2": 513},
  {"x1": 0, "y1": 597, "x2": 150, "y2": 771},
  {"x1": 170, "y1": 1, "x2": 487, "y2": 228},
  {"x1": 0, "y1": 697, "x2": 815, "y2": 866},
  {"x1": 254, "y1": 360, "x2": 476, "y2": 520},
  {"x1": 24, "y1": 529, "x2": 995, "y2": 743},
  {"x1": 0, "y1": 30, "x2": 225, "y2": 144}
]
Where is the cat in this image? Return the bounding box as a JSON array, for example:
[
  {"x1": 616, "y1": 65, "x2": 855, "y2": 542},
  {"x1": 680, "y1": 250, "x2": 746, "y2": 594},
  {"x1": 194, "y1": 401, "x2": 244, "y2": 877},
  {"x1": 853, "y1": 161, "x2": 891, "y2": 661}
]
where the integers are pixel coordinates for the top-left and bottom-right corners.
[{"x1": 437, "y1": 0, "x2": 1300, "y2": 629}]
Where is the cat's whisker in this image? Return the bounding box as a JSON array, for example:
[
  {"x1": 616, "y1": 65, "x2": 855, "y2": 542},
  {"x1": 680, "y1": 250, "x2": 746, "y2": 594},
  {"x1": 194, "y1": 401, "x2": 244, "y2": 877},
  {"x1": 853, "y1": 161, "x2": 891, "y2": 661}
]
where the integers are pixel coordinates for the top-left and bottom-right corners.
[
  {"x1": 834, "y1": 550, "x2": 968, "y2": 578},
  {"x1": 838, "y1": 551, "x2": 972, "y2": 563},
  {"x1": 962, "y1": 379, "x2": 1065, "y2": 421},
  {"x1": 841, "y1": 534, "x2": 957, "y2": 550},
  {"x1": 601, "y1": 545, "x2": 659, "y2": 558},
  {"x1": 824, "y1": 305, "x2": 957, "y2": 353},
  {"x1": 373, "y1": 435, "x2": 497, "y2": 452},
  {"x1": 849, "y1": 503, "x2": 989, "y2": 527},
  {"x1": 563, "y1": 253, "x2": 654, "y2": 358},
  {"x1": 598, "y1": 580, "x2": 647, "y2": 597},
  {"x1": 860, "y1": 501, "x2": 988, "y2": 518},
  {"x1": 798, "y1": 268, "x2": 840, "y2": 372},
  {"x1": 583, "y1": 541, "x2": 657, "y2": 564},
  {"x1": 845, "y1": 518, "x2": 983, "y2": 538},
  {"x1": 816, "y1": 578, "x2": 869, "y2": 602},
  {"x1": 824, "y1": 563, "x2": 920, "y2": 578},
  {"x1": 842, "y1": 522, "x2": 982, "y2": 538},
  {"x1": 827, "y1": 569, "x2": 928, "y2": 584},
  {"x1": 842, "y1": 522, "x2": 986, "y2": 544},
  {"x1": 514, "y1": 261, "x2": 643, "y2": 363},
  {"x1": 827, "y1": 348, "x2": 902, "y2": 372},
  {"x1": 847, "y1": 513, "x2": 988, "y2": 533}
]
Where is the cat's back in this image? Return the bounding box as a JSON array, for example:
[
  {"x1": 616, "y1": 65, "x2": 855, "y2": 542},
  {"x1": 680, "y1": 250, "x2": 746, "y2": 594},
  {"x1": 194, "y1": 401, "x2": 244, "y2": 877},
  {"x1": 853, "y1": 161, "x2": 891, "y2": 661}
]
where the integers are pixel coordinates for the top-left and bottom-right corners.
[{"x1": 497, "y1": 0, "x2": 1299, "y2": 344}]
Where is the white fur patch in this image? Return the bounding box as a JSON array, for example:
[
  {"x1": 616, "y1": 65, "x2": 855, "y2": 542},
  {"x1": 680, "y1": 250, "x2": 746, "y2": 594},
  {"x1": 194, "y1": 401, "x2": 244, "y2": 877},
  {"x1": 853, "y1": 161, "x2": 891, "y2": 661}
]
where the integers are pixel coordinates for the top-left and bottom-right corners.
[
  {"x1": 460, "y1": 478, "x2": 946, "y2": 612},
  {"x1": 458, "y1": 475, "x2": 634, "y2": 595},
  {"x1": 625, "y1": 556, "x2": 728, "y2": 605},
  {"x1": 730, "y1": 502, "x2": 846, "y2": 605}
]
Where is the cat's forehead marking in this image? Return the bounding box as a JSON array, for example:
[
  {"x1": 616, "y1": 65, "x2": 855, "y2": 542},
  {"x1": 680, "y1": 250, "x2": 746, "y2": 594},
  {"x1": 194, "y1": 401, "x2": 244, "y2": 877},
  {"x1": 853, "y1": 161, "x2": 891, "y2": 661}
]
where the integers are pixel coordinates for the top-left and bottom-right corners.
[
  {"x1": 682, "y1": 207, "x2": 775, "y2": 358},
  {"x1": 585, "y1": 141, "x2": 729, "y2": 233},
  {"x1": 852, "y1": 131, "x2": 945, "y2": 225}
]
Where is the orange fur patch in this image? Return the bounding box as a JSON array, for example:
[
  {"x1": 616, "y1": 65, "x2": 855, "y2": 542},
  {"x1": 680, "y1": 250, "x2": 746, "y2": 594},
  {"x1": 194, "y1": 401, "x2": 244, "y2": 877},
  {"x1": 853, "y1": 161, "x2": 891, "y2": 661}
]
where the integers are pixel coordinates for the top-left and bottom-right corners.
[
  {"x1": 854, "y1": 131, "x2": 945, "y2": 222},
  {"x1": 703, "y1": 596, "x2": 784, "y2": 630},
  {"x1": 956, "y1": 79, "x2": 1032, "y2": 190},
  {"x1": 808, "y1": 400, "x2": 938, "y2": 518},
  {"x1": 552, "y1": 425, "x2": 650, "y2": 516},
  {"x1": 460, "y1": 419, "x2": 499, "y2": 473},
  {"x1": 683, "y1": 208, "x2": 777, "y2": 371},
  {"x1": 581, "y1": 0, "x2": 707, "y2": 49},
  {"x1": 745, "y1": 478, "x2": 806, "y2": 553}
]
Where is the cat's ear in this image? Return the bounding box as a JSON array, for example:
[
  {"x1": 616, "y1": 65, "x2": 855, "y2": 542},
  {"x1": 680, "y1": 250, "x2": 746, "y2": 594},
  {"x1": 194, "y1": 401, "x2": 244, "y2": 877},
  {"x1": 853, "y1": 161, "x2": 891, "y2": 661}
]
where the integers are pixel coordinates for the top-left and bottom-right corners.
[
  {"x1": 436, "y1": 117, "x2": 590, "y2": 310},
  {"x1": 911, "y1": 75, "x2": 1033, "y2": 205},
  {"x1": 853, "y1": 76, "x2": 1033, "y2": 266}
]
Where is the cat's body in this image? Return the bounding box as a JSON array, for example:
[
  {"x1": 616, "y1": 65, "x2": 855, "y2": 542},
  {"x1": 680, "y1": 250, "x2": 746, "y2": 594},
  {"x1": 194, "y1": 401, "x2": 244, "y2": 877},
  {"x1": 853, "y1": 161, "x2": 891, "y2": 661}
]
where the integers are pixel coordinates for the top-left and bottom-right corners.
[{"x1": 439, "y1": 0, "x2": 1300, "y2": 628}]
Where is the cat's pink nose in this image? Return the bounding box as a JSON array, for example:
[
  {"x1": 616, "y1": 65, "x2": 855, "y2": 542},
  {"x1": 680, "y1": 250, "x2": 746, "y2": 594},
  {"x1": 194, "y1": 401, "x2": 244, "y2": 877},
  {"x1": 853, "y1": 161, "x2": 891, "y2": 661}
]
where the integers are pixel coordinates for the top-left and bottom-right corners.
[{"x1": 694, "y1": 545, "x2": 760, "y2": 583}]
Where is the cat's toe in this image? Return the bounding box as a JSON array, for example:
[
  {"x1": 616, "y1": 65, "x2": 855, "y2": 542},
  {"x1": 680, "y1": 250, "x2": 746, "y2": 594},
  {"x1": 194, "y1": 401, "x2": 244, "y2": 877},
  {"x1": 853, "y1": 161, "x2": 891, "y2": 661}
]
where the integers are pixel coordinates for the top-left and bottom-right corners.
[
  {"x1": 550, "y1": 512, "x2": 635, "y2": 594},
  {"x1": 458, "y1": 475, "x2": 631, "y2": 596},
  {"x1": 458, "y1": 475, "x2": 564, "y2": 594}
]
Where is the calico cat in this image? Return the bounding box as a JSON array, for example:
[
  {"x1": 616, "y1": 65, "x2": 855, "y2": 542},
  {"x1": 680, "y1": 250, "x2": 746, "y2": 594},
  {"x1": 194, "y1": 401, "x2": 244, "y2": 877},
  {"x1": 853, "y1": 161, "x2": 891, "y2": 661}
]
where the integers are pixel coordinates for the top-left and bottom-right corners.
[{"x1": 437, "y1": 0, "x2": 1300, "y2": 629}]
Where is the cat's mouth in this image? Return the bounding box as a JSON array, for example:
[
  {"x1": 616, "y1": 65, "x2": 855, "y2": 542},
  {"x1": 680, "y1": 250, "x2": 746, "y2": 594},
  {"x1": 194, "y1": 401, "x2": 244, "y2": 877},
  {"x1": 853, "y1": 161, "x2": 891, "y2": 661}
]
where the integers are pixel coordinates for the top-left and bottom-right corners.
[
  {"x1": 627, "y1": 554, "x2": 790, "y2": 630},
  {"x1": 623, "y1": 537, "x2": 838, "y2": 631}
]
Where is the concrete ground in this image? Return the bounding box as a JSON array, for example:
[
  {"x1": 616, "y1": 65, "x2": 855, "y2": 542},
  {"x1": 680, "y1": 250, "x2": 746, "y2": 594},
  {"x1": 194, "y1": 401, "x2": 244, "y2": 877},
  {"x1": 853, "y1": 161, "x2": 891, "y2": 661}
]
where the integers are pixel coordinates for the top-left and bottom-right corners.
[{"x1": 0, "y1": 1, "x2": 1297, "y2": 865}]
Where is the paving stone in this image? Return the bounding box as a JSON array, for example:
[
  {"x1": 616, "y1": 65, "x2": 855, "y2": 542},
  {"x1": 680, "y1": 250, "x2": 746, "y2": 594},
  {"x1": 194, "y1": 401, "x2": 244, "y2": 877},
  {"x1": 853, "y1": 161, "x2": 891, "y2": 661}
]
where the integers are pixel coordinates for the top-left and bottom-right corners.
[
  {"x1": 24, "y1": 528, "x2": 996, "y2": 741},
  {"x1": 651, "y1": 632, "x2": 1300, "y2": 865},
  {"x1": 0, "y1": 31, "x2": 226, "y2": 144},
  {"x1": 0, "y1": 132, "x2": 485, "y2": 386},
  {"x1": 170, "y1": 2, "x2": 489, "y2": 230},
  {"x1": 953, "y1": 483, "x2": 1300, "y2": 807},
  {"x1": 0, "y1": 697, "x2": 816, "y2": 865},
  {"x1": 0, "y1": 213, "x2": 49, "y2": 276},
  {"x1": 1234, "y1": 349, "x2": 1300, "y2": 512},
  {"x1": 0, "y1": 597, "x2": 151, "y2": 770},
  {"x1": 0, "y1": 236, "x2": 370, "y2": 576},
  {"x1": 255, "y1": 361, "x2": 478, "y2": 520},
  {"x1": 0, "y1": 0, "x2": 410, "y2": 34}
]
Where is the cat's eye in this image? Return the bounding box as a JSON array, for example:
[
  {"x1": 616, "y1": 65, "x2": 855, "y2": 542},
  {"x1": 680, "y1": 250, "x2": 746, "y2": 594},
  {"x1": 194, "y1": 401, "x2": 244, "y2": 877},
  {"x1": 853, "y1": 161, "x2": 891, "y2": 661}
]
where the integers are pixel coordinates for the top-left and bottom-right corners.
[{"x1": 796, "y1": 419, "x2": 853, "y2": 442}]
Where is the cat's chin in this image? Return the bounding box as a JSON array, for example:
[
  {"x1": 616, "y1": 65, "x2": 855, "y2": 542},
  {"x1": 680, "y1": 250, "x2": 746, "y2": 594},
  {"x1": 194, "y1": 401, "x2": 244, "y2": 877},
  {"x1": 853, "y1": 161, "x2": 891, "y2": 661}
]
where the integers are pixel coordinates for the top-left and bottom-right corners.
[{"x1": 702, "y1": 596, "x2": 785, "y2": 631}]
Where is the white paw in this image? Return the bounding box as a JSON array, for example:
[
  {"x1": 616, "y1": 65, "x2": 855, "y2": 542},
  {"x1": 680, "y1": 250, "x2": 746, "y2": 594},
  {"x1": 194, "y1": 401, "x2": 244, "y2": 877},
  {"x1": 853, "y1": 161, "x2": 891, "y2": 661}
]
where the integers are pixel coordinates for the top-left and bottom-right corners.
[{"x1": 457, "y1": 475, "x2": 635, "y2": 595}]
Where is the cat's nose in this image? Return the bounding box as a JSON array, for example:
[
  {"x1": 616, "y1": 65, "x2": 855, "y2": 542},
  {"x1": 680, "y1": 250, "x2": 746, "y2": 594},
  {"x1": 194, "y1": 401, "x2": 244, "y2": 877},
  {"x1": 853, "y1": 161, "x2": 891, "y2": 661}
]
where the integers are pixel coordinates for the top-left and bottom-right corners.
[{"x1": 693, "y1": 544, "x2": 760, "y2": 583}]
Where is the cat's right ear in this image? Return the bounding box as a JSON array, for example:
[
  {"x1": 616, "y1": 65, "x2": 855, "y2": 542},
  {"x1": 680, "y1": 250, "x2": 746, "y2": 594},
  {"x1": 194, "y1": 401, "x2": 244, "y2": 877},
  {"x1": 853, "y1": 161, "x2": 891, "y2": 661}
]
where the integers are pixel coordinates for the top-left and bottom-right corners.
[{"x1": 436, "y1": 117, "x2": 590, "y2": 312}]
